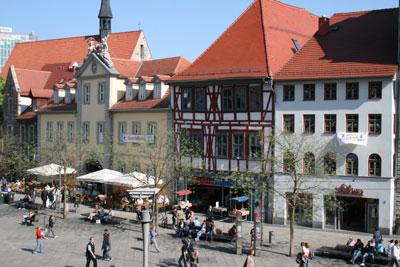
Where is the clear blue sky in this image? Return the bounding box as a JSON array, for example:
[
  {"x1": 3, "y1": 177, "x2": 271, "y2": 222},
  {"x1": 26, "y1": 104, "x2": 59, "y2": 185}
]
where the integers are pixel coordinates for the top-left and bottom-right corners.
[{"x1": 0, "y1": 0, "x2": 398, "y2": 61}]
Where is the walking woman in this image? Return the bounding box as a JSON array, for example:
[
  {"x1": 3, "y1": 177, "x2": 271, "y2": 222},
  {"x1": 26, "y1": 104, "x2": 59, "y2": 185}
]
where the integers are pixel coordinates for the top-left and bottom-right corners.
[
  {"x1": 101, "y1": 229, "x2": 112, "y2": 261},
  {"x1": 150, "y1": 226, "x2": 161, "y2": 252},
  {"x1": 243, "y1": 249, "x2": 255, "y2": 267}
]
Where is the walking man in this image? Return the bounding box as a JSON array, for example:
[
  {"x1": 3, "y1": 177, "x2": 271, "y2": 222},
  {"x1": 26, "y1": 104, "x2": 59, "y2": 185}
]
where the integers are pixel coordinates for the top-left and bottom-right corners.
[
  {"x1": 150, "y1": 226, "x2": 161, "y2": 252},
  {"x1": 32, "y1": 226, "x2": 44, "y2": 254},
  {"x1": 178, "y1": 239, "x2": 189, "y2": 267},
  {"x1": 101, "y1": 229, "x2": 112, "y2": 261},
  {"x1": 45, "y1": 215, "x2": 57, "y2": 238},
  {"x1": 86, "y1": 237, "x2": 97, "y2": 267}
]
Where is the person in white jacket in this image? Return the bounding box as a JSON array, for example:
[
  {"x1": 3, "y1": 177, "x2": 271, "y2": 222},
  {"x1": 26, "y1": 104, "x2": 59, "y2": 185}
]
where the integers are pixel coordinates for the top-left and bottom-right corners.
[{"x1": 390, "y1": 240, "x2": 399, "y2": 267}]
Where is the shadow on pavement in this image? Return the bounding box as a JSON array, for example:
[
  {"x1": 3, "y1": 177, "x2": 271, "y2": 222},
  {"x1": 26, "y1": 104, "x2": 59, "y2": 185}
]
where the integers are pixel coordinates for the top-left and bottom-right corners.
[{"x1": 131, "y1": 246, "x2": 143, "y2": 251}]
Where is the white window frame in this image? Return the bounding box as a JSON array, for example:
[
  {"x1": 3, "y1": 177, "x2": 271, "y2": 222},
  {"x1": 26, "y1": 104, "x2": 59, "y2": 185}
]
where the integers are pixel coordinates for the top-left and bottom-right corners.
[
  {"x1": 82, "y1": 122, "x2": 90, "y2": 143},
  {"x1": 139, "y1": 83, "x2": 146, "y2": 100},
  {"x1": 97, "y1": 122, "x2": 105, "y2": 144},
  {"x1": 98, "y1": 82, "x2": 105, "y2": 104},
  {"x1": 154, "y1": 82, "x2": 162, "y2": 99},
  {"x1": 119, "y1": 121, "x2": 127, "y2": 144},
  {"x1": 83, "y1": 84, "x2": 91, "y2": 104}
]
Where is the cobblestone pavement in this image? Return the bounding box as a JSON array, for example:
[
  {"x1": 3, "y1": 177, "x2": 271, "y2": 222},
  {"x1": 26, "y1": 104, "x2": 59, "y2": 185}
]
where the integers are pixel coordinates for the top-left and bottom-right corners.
[{"x1": 0, "y1": 198, "x2": 392, "y2": 267}]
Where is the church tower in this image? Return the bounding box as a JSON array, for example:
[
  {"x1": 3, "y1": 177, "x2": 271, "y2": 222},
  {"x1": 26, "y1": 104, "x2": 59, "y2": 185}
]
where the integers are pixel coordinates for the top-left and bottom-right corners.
[{"x1": 98, "y1": 0, "x2": 113, "y2": 39}]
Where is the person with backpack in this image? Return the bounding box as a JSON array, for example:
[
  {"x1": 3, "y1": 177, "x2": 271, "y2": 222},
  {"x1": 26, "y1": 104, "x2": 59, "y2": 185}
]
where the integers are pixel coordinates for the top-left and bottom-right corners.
[
  {"x1": 86, "y1": 237, "x2": 97, "y2": 267},
  {"x1": 178, "y1": 239, "x2": 189, "y2": 267},
  {"x1": 101, "y1": 229, "x2": 112, "y2": 261},
  {"x1": 243, "y1": 248, "x2": 255, "y2": 267}
]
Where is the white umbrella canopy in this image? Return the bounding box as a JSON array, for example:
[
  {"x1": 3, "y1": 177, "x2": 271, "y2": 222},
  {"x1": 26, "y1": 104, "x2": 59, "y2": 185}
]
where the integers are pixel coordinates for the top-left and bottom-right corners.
[
  {"x1": 27, "y1": 163, "x2": 76, "y2": 177},
  {"x1": 124, "y1": 171, "x2": 163, "y2": 187},
  {"x1": 76, "y1": 169, "x2": 124, "y2": 184}
]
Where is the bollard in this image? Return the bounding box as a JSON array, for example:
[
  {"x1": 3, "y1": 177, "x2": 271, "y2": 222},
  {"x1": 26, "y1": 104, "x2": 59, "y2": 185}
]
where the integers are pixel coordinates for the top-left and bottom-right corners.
[
  {"x1": 141, "y1": 210, "x2": 152, "y2": 267},
  {"x1": 268, "y1": 231, "x2": 274, "y2": 244},
  {"x1": 235, "y1": 216, "x2": 243, "y2": 255}
]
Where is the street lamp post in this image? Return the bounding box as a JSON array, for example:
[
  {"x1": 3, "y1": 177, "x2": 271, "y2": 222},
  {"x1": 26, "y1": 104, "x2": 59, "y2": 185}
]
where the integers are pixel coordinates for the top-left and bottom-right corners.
[{"x1": 141, "y1": 209, "x2": 152, "y2": 267}]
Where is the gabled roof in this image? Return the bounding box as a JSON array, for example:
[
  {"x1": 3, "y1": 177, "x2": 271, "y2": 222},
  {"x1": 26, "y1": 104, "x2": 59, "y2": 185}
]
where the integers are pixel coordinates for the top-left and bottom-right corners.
[
  {"x1": 1, "y1": 31, "x2": 142, "y2": 79},
  {"x1": 29, "y1": 89, "x2": 53, "y2": 99},
  {"x1": 112, "y1": 58, "x2": 141, "y2": 78},
  {"x1": 16, "y1": 107, "x2": 36, "y2": 121},
  {"x1": 275, "y1": 8, "x2": 399, "y2": 81},
  {"x1": 172, "y1": 0, "x2": 318, "y2": 82},
  {"x1": 111, "y1": 92, "x2": 170, "y2": 111},
  {"x1": 14, "y1": 68, "x2": 51, "y2": 96},
  {"x1": 39, "y1": 100, "x2": 77, "y2": 113},
  {"x1": 136, "y1": 57, "x2": 191, "y2": 77}
]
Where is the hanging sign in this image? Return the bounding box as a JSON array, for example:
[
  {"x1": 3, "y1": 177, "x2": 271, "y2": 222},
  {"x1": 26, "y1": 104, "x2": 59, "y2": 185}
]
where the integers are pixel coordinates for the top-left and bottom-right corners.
[{"x1": 337, "y1": 132, "x2": 367, "y2": 146}]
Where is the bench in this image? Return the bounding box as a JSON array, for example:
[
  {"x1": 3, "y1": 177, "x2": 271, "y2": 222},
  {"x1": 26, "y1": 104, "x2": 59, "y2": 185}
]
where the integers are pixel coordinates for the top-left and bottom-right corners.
[
  {"x1": 80, "y1": 213, "x2": 126, "y2": 225},
  {"x1": 316, "y1": 245, "x2": 390, "y2": 266},
  {"x1": 26, "y1": 203, "x2": 43, "y2": 211}
]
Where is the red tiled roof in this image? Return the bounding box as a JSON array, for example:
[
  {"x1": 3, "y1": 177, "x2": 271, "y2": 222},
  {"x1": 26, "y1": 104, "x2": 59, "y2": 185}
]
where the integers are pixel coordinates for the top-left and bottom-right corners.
[
  {"x1": 139, "y1": 76, "x2": 153, "y2": 83},
  {"x1": 172, "y1": 0, "x2": 317, "y2": 82},
  {"x1": 111, "y1": 92, "x2": 170, "y2": 111},
  {"x1": 275, "y1": 8, "x2": 399, "y2": 81},
  {"x1": 29, "y1": 89, "x2": 53, "y2": 99},
  {"x1": 1, "y1": 31, "x2": 142, "y2": 79},
  {"x1": 112, "y1": 58, "x2": 141, "y2": 78},
  {"x1": 16, "y1": 107, "x2": 36, "y2": 121},
  {"x1": 153, "y1": 75, "x2": 171, "y2": 81},
  {"x1": 14, "y1": 68, "x2": 51, "y2": 96},
  {"x1": 137, "y1": 57, "x2": 191, "y2": 77},
  {"x1": 39, "y1": 101, "x2": 77, "y2": 113}
]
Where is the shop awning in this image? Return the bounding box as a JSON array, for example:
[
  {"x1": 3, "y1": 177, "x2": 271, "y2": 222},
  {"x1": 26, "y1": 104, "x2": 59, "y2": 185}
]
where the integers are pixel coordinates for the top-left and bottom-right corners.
[
  {"x1": 175, "y1": 189, "x2": 192, "y2": 196},
  {"x1": 232, "y1": 196, "x2": 249, "y2": 202}
]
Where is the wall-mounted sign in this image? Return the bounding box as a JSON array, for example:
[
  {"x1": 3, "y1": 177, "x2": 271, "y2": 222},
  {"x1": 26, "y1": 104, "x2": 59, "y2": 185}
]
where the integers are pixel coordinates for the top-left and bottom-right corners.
[
  {"x1": 123, "y1": 134, "x2": 154, "y2": 144},
  {"x1": 190, "y1": 176, "x2": 234, "y2": 187},
  {"x1": 335, "y1": 184, "x2": 364, "y2": 197},
  {"x1": 337, "y1": 132, "x2": 367, "y2": 146}
]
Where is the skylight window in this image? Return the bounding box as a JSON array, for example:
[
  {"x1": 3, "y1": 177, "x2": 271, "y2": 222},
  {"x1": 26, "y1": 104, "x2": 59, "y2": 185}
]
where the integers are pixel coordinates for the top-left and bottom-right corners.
[{"x1": 292, "y1": 39, "x2": 301, "y2": 51}]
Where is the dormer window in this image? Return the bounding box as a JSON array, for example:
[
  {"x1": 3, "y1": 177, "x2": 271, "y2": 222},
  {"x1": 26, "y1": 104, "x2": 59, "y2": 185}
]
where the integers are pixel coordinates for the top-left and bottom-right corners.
[
  {"x1": 54, "y1": 90, "x2": 60, "y2": 104},
  {"x1": 154, "y1": 82, "x2": 162, "y2": 99},
  {"x1": 126, "y1": 84, "x2": 134, "y2": 101},
  {"x1": 139, "y1": 83, "x2": 147, "y2": 101}
]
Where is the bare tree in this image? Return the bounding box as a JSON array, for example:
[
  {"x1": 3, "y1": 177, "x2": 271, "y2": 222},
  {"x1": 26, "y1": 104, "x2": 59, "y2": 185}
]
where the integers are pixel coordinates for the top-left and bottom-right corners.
[{"x1": 228, "y1": 133, "x2": 336, "y2": 256}]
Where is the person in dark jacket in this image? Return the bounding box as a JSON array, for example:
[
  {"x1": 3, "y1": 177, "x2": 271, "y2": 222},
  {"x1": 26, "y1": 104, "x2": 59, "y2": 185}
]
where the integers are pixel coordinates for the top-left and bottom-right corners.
[
  {"x1": 373, "y1": 228, "x2": 382, "y2": 245},
  {"x1": 45, "y1": 215, "x2": 57, "y2": 238},
  {"x1": 178, "y1": 239, "x2": 189, "y2": 267},
  {"x1": 86, "y1": 237, "x2": 97, "y2": 267},
  {"x1": 206, "y1": 206, "x2": 213, "y2": 221},
  {"x1": 360, "y1": 240, "x2": 376, "y2": 266},
  {"x1": 101, "y1": 229, "x2": 112, "y2": 261},
  {"x1": 351, "y1": 239, "x2": 364, "y2": 264}
]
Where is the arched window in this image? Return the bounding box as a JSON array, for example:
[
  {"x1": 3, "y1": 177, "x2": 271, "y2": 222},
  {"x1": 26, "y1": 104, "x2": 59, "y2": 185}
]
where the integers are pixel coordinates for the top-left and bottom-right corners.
[
  {"x1": 303, "y1": 152, "x2": 315, "y2": 175},
  {"x1": 369, "y1": 154, "x2": 381, "y2": 176},
  {"x1": 324, "y1": 153, "x2": 336, "y2": 175},
  {"x1": 345, "y1": 153, "x2": 358, "y2": 176},
  {"x1": 283, "y1": 151, "x2": 295, "y2": 173}
]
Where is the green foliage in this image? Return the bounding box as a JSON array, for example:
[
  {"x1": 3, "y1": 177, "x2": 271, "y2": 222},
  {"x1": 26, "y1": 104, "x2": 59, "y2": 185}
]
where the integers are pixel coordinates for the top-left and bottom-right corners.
[
  {"x1": 0, "y1": 136, "x2": 38, "y2": 179},
  {"x1": 0, "y1": 77, "x2": 5, "y2": 119}
]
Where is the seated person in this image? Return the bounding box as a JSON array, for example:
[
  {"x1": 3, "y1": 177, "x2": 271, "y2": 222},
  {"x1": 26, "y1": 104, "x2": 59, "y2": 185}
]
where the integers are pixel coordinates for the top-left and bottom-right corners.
[
  {"x1": 22, "y1": 210, "x2": 37, "y2": 225},
  {"x1": 346, "y1": 237, "x2": 356, "y2": 247},
  {"x1": 88, "y1": 204, "x2": 101, "y2": 221},
  {"x1": 177, "y1": 219, "x2": 187, "y2": 237},
  {"x1": 361, "y1": 240, "x2": 376, "y2": 266},
  {"x1": 228, "y1": 225, "x2": 237, "y2": 241},
  {"x1": 192, "y1": 217, "x2": 201, "y2": 228},
  {"x1": 351, "y1": 239, "x2": 364, "y2": 264},
  {"x1": 17, "y1": 194, "x2": 31, "y2": 209},
  {"x1": 376, "y1": 240, "x2": 385, "y2": 254},
  {"x1": 103, "y1": 208, "x2": 113, "y2": 223}
]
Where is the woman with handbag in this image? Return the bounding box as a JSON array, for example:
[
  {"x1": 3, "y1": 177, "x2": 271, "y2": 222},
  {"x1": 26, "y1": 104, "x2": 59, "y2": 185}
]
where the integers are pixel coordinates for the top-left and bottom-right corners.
[{"x1": 243, "y1": 249, "x2": 255, "y2": 267}]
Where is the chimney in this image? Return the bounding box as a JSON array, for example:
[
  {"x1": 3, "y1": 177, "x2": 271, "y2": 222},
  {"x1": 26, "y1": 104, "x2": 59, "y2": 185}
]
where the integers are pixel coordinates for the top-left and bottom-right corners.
[{"x1": 318, "y1": 16, "x2": 330, "y2": 36}]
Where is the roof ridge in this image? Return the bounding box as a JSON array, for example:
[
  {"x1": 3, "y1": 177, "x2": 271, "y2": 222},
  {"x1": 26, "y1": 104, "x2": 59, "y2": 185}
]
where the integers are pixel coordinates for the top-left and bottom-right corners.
[
  {"x1": 271, "y1": 0, "x2": 312, "y2": 13},
  {"x1": 259, "y1": 0, "x2": 271, "y2": 76},
  {"x1": 332, "y1": 7, "x2": 397, "y2": 17},
  {"x1": 176, "y1": 0, "x2": 259, "y2": 77},
  {"x1": 12, "y1": 30, "x2": 143, "y2": 46},
  {"x1": 143, "y1": 56, "x2": 182, "y2": 62},
  {"x1": 15, "y1": 67, "x2": 52, "y2": 74}
]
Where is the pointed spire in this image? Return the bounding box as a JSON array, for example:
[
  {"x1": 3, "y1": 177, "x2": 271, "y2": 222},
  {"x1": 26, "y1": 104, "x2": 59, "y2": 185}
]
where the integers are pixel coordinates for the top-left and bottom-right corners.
[{"x1": 98, "y1": 0, "x2": 113, "y2": 19}]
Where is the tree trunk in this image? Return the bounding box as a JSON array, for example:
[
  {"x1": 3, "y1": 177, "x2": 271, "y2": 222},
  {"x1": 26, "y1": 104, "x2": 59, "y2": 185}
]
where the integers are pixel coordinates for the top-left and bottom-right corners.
[
  {"x1": 153, "y1": 196, "x2": 159, "y2": 232},
  {"x1": 289, "y1": 204, "x2": 295, "y2": 257},
  {"x1": 63, "y1": 172, "x2": 67, "y2": 219}
]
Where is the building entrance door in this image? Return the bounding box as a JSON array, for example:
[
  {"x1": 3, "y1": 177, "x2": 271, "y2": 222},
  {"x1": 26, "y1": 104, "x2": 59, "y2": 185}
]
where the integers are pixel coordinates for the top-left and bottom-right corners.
[{"x1": 366, "y1": 202, "x2": 379, "y2": 233}]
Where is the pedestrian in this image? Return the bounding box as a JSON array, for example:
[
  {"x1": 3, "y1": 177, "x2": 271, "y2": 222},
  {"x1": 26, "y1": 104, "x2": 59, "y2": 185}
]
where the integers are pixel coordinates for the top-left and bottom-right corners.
[
  {"x1": 32, "y1": 226, "x2": 44, "y2": 254},
  {"x1": 189, "y1": 245, "x2": 199, "y2": 267},
  {"x1": 373, "y1": 228, "x2": 382, "y2": 245},
  {"x1": 101, "y1": 229, "x2": 112, "y2": 261},
  {"x1": 205, "y1": 220, "x2": 214, "y2": 242},
  {"x1": 195, "y1": 220, "x2": 206, "y2": 242},
  {"x1": 350, "y1": 239, "x2": 364, "y2": 264},
  {"x1": 86, "y1": 237, "x2": 97, "y2": 267},
  {"x1": 178, "y1": 239, "x2": 189, "y2": 267},
  {"x1": 45, "y1": 215, "x2": 57, "y2": 238},
  {"x1": 390, "y1": 240, "x2": 399, "y2": 267},
  {"x1": 206, "y1": 205, "x2": 213, "y2": 221},
  {"x1": 243, "y1": 248, "x2": 255, "y2": 267},
  {"x1": 150, "y1": 226, "x2": 161, "y2": 252}
]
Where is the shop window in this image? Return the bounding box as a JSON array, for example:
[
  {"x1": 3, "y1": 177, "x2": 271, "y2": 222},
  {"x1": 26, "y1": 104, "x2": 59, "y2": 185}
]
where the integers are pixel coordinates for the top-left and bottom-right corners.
[
  {"x1": 324, "y1": 153, "x2": 336, "y2": 175},
  {"x1": 283, "y1": 85, "x2": 295, "y2": 101},
  {"x1": 232, "y1": 133, "x2": 244, "y2": 159},
  {"x1": 346, "y1": 114, "x2": 359, "y2": 133},
  {"x1": 346, "y1": 153, "x2": 358, "y2": 176},
  {"x1": 368, "y1": 81, "x2": 382, "y2": 100},
  {"x1": 303, "y1": 84, "x2": 315, "y2": 101},
  {"x1": 369, "y1": 154, "x2": 381, "y2": 176},
  {"x1": 368, "y1": 114, "x2": 382, "y2": 135},
  {"x1": 324, "y1": 83, "x2": 337, "y2": 100},
  {"x1": 283, "y1": 114, "x2": 295, "y2": 133},
  {"x1": 303, "y1": 152, "x2": 315, "y2": 175},
  {"x1": 216, "y1": 132, "x2": 228, "y2": 158},
  {"x1": 346, "y1": 82, "x2": 359, "y2": 100},
  {"x1": 303, "y1": 115, "x2": 315, "y2": 134},
  {"x1": 324, "y1": 114, "x2": 336, "y2": 134}
]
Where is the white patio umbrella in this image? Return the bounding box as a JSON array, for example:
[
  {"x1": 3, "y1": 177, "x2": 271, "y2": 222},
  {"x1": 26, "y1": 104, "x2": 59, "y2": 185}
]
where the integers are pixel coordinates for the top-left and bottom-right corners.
[
  {"x1": 125, "y1": 171, "x2": 163, "y2": 188},
  {"x1": 76, "y1": 169, "x2": 124, "y2": 194},
  {"x1": 27, "y1": 163, "x2": 76, "y2": 177}
]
